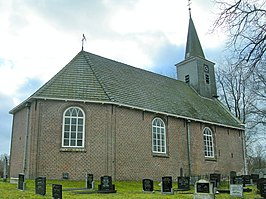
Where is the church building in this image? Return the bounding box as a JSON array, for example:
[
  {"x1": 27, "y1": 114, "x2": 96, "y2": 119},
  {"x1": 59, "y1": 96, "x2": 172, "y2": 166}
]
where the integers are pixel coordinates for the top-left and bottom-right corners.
[{"x1": 9, "y1": 14, "x2": 246, "y2": 181}]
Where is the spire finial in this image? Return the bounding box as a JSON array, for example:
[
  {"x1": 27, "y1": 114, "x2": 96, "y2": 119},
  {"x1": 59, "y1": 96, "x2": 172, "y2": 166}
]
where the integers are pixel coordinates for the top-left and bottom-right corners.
[
  {"x1": 82, "y1": 34, "x2": 86, "y2": 51},
  {"x1": 188, "y1": 0, "x2": 192, "y2": 17}
]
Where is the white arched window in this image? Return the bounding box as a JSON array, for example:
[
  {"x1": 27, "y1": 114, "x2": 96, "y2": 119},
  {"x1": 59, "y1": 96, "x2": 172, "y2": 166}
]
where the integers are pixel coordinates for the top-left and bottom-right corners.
[
  {"x1": 62, "y1": 107, "x2": 85, "y2": 147},
  {"x1": 203, "y1": 127, "x2": 214, "y2": 158},
  {"x1": 152, "y1": 118, "x2": 166, "y2": 153}
]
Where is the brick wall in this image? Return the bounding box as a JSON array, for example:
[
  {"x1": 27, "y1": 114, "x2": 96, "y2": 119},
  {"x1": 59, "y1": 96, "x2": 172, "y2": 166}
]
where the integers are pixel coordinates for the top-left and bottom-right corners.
[{"x1": 10, "y1": 99, "x2": 245, "y2": 180}]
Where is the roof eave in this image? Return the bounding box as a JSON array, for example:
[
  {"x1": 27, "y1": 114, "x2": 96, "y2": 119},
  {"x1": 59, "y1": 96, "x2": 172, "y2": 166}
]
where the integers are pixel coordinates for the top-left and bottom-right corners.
[{"x1": 17, "y1": 96, "x2": 244, "y2": 130}]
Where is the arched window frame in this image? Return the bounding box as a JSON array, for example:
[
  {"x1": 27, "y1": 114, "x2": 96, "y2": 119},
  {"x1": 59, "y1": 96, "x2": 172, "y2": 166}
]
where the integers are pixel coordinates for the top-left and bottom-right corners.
[
  {"x1": 62, "y1": 107, "x2": 85, "y2": 148},
  {"x1": 152, "y1": 117, "x2": 166, "y2": 154},
  {"x1": 203, "y1": 127, "x2": 214, "y2": 158}
]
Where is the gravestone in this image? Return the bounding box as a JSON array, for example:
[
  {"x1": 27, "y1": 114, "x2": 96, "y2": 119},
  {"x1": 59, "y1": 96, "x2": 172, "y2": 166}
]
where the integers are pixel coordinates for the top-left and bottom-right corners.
[
  {"x1": 194, "y1": 179, "x2": 214, "y2": 199},
  {"x1": 98, "y1": 176, "x2": 117, "y2": 193},
  {"x1": 235, "y1": 176, "x2": 244, "y2": 186},
  {"x1": 251, "y1": 174, "x2": 259, "y2": 184},
  {"x1": 62, "y1": 172, "x2": 69, "y2": 179},
  {"x1": 230, "y1": 184, "x2": 243, "y2": 198},
  {"x1": 86, "y1": 174, "x2": 94, "y2": 189},
  {"x1": 257, "y1": 178, "x2": 266, "y2": 195},
  {"x1": 18, "y1": 173, "x2": 25, "y2": 190},
  {"x1": 161, "y1": 176, "x2": 173, "y2": 194},
  {"x1": 178, "y1": 177, "x2": 190, "y2": 190},
  {"x1": 142, "y1": 179, "x2": 154, "y2": 192},
  {"x1": 52, "y1": 184, "x2": 62, "y2": 199},
  {"x1": 35, "y1": 177, "x2": 46, "y2": 196},
  {"x1": 230, "y1": 171, "x2": 237, "y2": 184},
  {"x1": 210, "y1": 173, "x2": 221, "y2": 187},
  {"x1": 260, "y1": 181, "x2": 266, "y2": 198},
  {"x1": 259, "y1": 171, "x2": 264, "y2": 179},
  {"x1": 180, "y1": 168, "x2": 183, "y2": 177},
  {"x1": 242, "y1": 175, "x2": 251, "y2": 185},
  {"x1": 3, "y1": 156, "x2": 8, "y2": 182}
]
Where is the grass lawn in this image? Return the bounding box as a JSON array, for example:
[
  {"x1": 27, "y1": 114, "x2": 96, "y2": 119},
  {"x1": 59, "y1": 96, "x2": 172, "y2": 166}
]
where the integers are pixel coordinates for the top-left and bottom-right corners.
[{"x1": 0, "y1": 178, "x2": 262, "y2": 198}]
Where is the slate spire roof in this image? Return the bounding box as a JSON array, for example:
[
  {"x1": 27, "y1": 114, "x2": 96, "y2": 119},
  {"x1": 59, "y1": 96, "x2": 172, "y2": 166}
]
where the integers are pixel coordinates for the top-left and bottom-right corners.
[
  {"x1": 185, "y1": 15, "x2": 205, "y2": 59},
  {"x1": 11, "y1": 50, "x2": 243, "y2": 129}
]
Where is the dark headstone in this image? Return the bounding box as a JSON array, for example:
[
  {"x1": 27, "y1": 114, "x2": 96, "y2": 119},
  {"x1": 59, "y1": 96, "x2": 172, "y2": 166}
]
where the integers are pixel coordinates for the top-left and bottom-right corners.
[
  {"x1": 230, "y1": 171, "x2": 237, "y2": 184},
  {"x1": 3, "y1": 156, "x2": 8, "y2": 182},
  {"x1": 98, "y1": 176, "x2": 116, "y2": 193},
  {"x1": 180, "y1": 168, "x2": 183, "y2": 177},
  {"x1": 210, "y1": 173, "x2": 221, "y2": 187},
  {"x1": 162, "y1": 176, "x2": 173, "y2": 194},
  {"x1": 52, "y1": 184, "x2": 62, "y2": 199},
  {"x1": 235, "y1": 176, "x2": 244, "y2": 186},
  {"x1": 86, "y1": 174, "x2": 93, "y2": 189},
  {"x1": 35, "y1": 177, "x2": 46, "y2": 196},
  {"x1": 261, "y1": 181, "x2": 266, "y2": 198},
  {"x1": 178, "y1": 177, "x2": 190, "y2": 190},
  {"x1": 18, "y1": 173, "x2": 25, "y2": 190},
  {"x1": 257, "y1": 178, "x2": 266, "y2": 195},
  {"x1": 242, "y1": 175, "x2": 251, "y2": 185},
  {"x1": 251, "y1": 174, "x2": 259, "y2": 184},
  {"x1": 196, "y1": 182, "x2": 210, "y2": 193},
  {"x1": 62, "y1": 172, "x2": 69, "y2": 179},
  {"x1": 142, "y1": 179, "x2": 154, "y2": 192}
]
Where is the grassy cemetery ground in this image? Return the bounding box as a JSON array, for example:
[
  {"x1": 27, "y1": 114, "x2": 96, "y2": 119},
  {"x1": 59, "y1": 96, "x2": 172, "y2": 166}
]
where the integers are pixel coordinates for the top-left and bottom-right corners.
[{"x1": 0, "y1": 178, "x2": 262, "y2": 198}]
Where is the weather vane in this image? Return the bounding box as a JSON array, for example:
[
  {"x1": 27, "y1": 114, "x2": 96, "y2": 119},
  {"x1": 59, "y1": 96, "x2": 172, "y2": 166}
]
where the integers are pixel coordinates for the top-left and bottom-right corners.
[
  {"x1": 188, "y1": 0, "x2": 192, "y2": 16},
  {"x1": 82, "y1": 34, "x2": 86, "y2": 51}
]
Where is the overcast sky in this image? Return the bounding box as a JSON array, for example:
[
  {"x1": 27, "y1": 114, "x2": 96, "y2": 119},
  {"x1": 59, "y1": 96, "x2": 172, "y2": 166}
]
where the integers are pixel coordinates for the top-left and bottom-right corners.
[{"x1": 0, "y1": 0, "x2": 227, "y2": 155}]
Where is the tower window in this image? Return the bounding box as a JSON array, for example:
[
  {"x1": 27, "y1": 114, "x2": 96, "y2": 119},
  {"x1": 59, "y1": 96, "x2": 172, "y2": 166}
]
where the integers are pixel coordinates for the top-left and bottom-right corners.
[
  {"x1": 205, "y1": 74, "x2": 210, "y2": 84},
  {"x1": 185, "y1": 75, "x2": 190, "y2": 83}
]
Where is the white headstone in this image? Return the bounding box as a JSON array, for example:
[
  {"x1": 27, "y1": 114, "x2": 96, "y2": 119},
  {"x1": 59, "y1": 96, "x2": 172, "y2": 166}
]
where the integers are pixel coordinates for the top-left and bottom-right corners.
[{"x1": 230, "y1": 184, "x2": 243, "y2": 198}]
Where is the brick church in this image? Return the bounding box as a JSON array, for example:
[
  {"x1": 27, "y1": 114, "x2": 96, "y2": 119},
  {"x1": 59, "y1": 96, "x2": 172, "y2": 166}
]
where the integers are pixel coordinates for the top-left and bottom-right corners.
[{"x1": 9, "y1": 15, "x2": 246, "y2": 181}]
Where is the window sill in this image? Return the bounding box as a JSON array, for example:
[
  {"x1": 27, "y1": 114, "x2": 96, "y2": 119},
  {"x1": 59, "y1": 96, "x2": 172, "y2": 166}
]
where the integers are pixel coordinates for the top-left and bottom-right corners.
[
  {"x1": 204, "y1": 157, "x2": 217, "y2": 162},
  {"x1": 60, "y1": 148, "x2": 86, "y2": 152},
  {"x1": 152, "y1": 153, "x2": 169, "y2": 158}
]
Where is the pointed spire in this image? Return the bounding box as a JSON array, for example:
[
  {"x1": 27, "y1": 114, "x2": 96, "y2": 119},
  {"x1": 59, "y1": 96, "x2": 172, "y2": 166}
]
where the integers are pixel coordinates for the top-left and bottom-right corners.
[{"x1": 185, "y1": 13, "x2": 205, "y2": 59}]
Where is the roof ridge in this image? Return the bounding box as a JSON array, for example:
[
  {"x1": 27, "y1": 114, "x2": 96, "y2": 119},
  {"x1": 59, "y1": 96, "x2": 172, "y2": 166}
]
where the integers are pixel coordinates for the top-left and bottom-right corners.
[{"x1": 81, "y1": 51, "x2": 115, "y2": 102}]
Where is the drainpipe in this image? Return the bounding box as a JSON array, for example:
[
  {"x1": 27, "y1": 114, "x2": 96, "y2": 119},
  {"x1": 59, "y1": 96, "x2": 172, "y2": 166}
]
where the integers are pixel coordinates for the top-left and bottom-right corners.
[
  {"x1": 242, "y1": 130, "x2": 248, "y2": 174},
  {"x1": 187, "y1": 119, "x2": 191, "y2": 177},
  {"x1": 23, "y1": 102, "x2": 31, "y2": 175}
]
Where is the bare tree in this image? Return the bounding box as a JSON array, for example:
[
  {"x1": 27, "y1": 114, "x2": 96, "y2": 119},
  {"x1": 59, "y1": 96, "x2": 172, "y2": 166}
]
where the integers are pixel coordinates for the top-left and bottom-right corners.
[
  {"x1": 216, "y1": 58, "x2": 265, "y2": 154},
  {"x1": 213, "y1": 0, "x2": 266, "y2": 71}
]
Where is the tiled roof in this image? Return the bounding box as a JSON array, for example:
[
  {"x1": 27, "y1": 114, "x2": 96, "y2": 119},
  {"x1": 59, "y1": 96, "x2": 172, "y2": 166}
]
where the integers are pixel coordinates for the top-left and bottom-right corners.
[{"x1": 11, "y1": 51, "x2": 243, "y2": 129}]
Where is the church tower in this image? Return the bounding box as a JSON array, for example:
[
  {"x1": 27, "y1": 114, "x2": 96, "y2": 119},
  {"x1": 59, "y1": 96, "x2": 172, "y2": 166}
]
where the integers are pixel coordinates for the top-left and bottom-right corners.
[{"x1": 176, "y1": 14, "x2": 217, "y2": 99}]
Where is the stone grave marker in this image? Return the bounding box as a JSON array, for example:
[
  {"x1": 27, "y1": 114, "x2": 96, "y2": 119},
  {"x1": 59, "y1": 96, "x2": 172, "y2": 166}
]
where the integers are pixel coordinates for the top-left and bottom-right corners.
[
  {"x1": 142, "y1": 179, "x2": 154, "y2": 192},
  {"x1": 235, "y1": 176, "x2": 244, "y2": 186},
  {"x1": 230, "y1": 171, "x2": 237, "y2": 184},
  {"x1": 230, "y1": 184, "x2": 243, "y2": 198},
  {"x1": 35, "y1": 176, "x2": 46, "y2": 196},
  {"x1": 3, "y1": 156, "x2": 8, "y2": 182},
  {"x1": 257, "y1": 178, "x2": 266, "y2": 195},
  {"x1": 18, "y1": 173, "x2": 25, "y2": 190},
  {"x1": 98, "y1": 175, "x2": 117, "y2": 193},
  {"x1": 251, "y1": 174, "x2": 259, "y2": 184},
  {"x1": 260, "y1": 180, "x2": 266, "y2": 198},
  {"x1": 194, "y1": 179, "x2": 214, "y2": 199},
  {"x1": 161, "y1": 176, "x2": 173, "y2": 194},
  {"x1": 210, "y1": 173, "x2": 221, "y2": 187},
  {"x1": 52, "y1": 184, "x2": 62, "y2": 199},
  {"x1": 242, "y1": 175, "x2": 251, "y2": 185},
  {"x1": 259, "y1": 171, "x2": 264, "y2": 179},
  {"x1": 86, "y1": 173, "x2": 94, "y2": 189},
  {"x1": 178, "y1": 176, "x2": 190, "y2": 190},
  {"x1": 62, "y1": 172, "x2": 69, "y2": 179}
]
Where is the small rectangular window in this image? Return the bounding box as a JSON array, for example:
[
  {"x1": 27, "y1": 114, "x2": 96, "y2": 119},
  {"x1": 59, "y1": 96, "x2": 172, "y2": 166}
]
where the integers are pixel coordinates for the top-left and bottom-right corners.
[
  {"x1": 205, "y1": 74, "x2": 210, "y2": 84},
  {"x1": 185, "y1": 75, "x2": 190, "y2": 83}
]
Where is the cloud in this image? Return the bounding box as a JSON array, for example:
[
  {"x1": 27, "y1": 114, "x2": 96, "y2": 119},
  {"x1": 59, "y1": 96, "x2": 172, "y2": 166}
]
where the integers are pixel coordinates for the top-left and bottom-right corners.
[{"x1": 0, "y1": 0, "x2": 228, "y2": 155}]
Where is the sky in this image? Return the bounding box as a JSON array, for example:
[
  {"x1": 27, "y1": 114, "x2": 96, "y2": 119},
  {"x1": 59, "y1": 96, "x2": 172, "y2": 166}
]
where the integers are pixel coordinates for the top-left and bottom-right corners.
[{"x1": 0, "y1": 0, "x2": 227, "y2": 155}]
